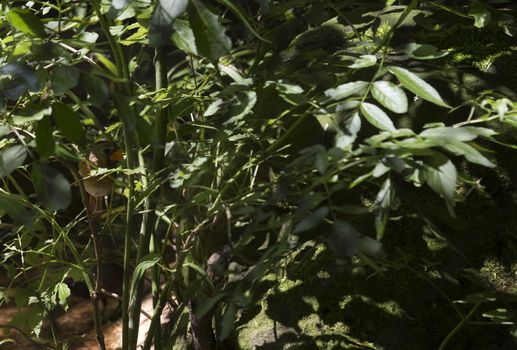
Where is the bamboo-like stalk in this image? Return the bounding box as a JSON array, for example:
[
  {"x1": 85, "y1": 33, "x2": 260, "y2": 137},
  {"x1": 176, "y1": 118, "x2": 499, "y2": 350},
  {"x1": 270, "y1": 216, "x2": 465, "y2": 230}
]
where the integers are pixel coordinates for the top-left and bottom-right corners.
[
  {"x1": 129, "y1": 46, "x2": 169, "y2": 350},
  {"x1": 91, "y1": 2, "x2": 138, "y2": 349},
  {"x1": 141, "y1": 284, "x2": 171, "y2": 350}
]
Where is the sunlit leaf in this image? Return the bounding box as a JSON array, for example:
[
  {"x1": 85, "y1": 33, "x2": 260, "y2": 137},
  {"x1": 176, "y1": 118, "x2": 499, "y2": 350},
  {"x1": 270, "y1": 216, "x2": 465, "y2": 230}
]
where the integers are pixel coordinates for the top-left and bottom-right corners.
[
  {"x1": 372, "y1": 81, "x2": 408, "y2": 114},
  {"x1": 172, "y1": 19, "x2": 198, "y2": 55},
  {"x1": 360, "y1": 102, "x2": 396, "y2": 132},
  {"x1": 374, "y1": 177, "x2": 394, "y2": 239},
  {"x1": 95, "y1": 53, "x2": 119, "y2": 76},
  {"x1": 420, "y1": 127, "x2": 477, "y2": 141},
  {"x1": 54, "y1": 282, "x2": 71, "y2": 311},
  {"x1": 335, "y1": 112, "x2": 361, "y2": 149},
  {"x1": 324, "y1": 81, "x2": 368, "y2": 101},
  {"x1": 440, "y1": 141, "x2": 495, "y2": 167},
  {"x1": 469, "y1": 2, "x2": 490, "y2": 28},
  {"x1": 422, "y1": 153, "x2": 457, "y2": 205},
  {"x1": 6, "y1": 9, "x2": 46, "y2": 37},
  {"x1": 389, "y1": 66, "x2": 450, "y2": 108},
  {"x1": 348, "y1": 54, "x2": 377, "y2": 69}
]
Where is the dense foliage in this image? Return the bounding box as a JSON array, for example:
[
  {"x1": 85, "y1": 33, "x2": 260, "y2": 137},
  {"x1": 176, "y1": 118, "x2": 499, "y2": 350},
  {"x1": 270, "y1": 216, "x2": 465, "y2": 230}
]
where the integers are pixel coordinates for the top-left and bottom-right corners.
[{"x1": 0, "y1": 0, "x2": 516, "y2": 349}]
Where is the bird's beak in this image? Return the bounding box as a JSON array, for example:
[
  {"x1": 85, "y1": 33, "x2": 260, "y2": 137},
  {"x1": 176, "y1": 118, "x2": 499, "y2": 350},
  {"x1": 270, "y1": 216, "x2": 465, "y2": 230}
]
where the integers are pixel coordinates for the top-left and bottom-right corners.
[{"x1": 109, "y1": 149, "x2": 124, "y2": 161}]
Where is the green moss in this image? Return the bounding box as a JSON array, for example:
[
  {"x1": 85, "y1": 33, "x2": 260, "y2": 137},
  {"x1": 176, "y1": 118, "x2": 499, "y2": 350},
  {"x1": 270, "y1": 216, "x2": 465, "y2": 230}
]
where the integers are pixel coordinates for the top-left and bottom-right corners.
[
  {"x1": 417, "y1": 24, "x2": 516, "y2": 79},
  {"x1": 480, "y1": 258, "x2": 517, "y2": 295}
]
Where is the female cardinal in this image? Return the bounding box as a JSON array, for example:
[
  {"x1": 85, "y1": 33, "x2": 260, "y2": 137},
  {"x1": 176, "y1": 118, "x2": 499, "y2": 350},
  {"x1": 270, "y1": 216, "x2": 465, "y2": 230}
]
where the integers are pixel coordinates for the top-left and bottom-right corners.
[{"x1": 79, "y1": 141, "x2": 124, "y2": 218}]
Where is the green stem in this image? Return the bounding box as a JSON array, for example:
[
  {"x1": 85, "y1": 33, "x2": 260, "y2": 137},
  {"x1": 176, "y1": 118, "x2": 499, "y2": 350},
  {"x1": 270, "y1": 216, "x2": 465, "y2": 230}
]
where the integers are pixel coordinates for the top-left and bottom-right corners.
[
  {"x1": 438, "y1": 303, "x2": 480, "y2": 350},
  {"x1": 130, "y1": 46, "x2": 170, "y2": 350},
  {"x1": 141, "y1": 284, "x2": 171, "y2": 350},
  {"x1": 123, "y1": 126, "x2": 138, "y2": 350},
  {"x1": 91, "y1": 2, "x2": 137, "y2": 349}
]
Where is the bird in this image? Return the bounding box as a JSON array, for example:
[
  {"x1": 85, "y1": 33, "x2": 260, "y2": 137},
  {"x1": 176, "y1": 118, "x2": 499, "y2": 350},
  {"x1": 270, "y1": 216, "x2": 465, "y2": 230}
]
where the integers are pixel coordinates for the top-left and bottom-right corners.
[{"x1": 79, "y1": 141, "x2": 124, "y2": 220}]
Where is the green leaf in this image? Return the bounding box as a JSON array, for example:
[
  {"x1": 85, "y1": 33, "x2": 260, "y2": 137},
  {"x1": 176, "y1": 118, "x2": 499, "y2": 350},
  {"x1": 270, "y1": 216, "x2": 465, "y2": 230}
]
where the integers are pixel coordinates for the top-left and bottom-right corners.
[
  {"x1": 371, "y1": 81, "x2": 408, "y2": 114},
  {"x1": 95, "y1": 53, "x2": 119, "y2": 77},
  {"x1": 11, "y1": 103, "x2": 52, "y2": 125},
  {"x1": 6, "y1": 9, "x2": 46, "y2": 37},
  {"x1": 348, "y1": 54, "x2": 377, "y2": 69},
  {"x1": 422, "y1": 153, "x2": 457, "y2": 205},
  {"x1": 9, "y1": 306, "x2": 44, "y2": 337},
  {"x1": 52, "y1": 102, "x2": 86, "y2": 146},
  {"x1": 440, "y1": 141, "x2": 495, "y2": 168},
  {"x1": 1, "y1": 63, "x2": 39, "y2": 100},
  {"x1": 218, "y1": 0, "x2": 270, "y2": 43},
  {"x1": 420, "y1": 127, "x2": 477, "y2": 141},
  {"x1": 188, "y1": 0, "x2": 232, "y2": 61},
  {"x1": 149, "y1": 0, "x2": 189, "y2": 47},
  {"x1": 328, "y1": 221, "x2": 360, "y2": 257},
  {"x1": 293, "y1": 206, "x2": 329, "y2": 234},
  {"x1": 172, "y1": 19, "x2": 198, "y2": 55},
  {"x1": 54, "y1": 282, "x2": 71, "y2": 311},
  {"x1": 468, "y1": 2, "x2": 490, "y2": 28},
  {"x1": 374, "y1": 177, "x2": 394, "y2": 239},
  {"x1": 389, "y1": 66, "x2": 450, "y2": 108},
  {"x1": 76, "y1": 31, "x2": 99, "y2": 44},
  {"x1": 358, "y1": 237, "x2": 384, "y2": 259},
  {"x1": 0, "y1": 144, "x2": 27, "y2": 177},
  {"x1": 35, "y1": 116, "x2": 55, "y2": 158},
  {"x1": 195, "y1": 293, "x2": 227, "y2": 319},
  {"x1": 219, "y1": 302, "x2": 237, "y2": 340},
  {"x1": 360, "y1": 102, "x2": 396, "y2": 132},
  {"x1": 82, "y1": 75, "x2": 109, "y2": 107},
  {"x1": 223, "y1": 89, "x2": 257, "y2": 125},
  {"x1": 464, "y1": 127, "x2": 497, "y2": 138},
  {"x1": 482, "y1": 308, "x2": 512, "y2": 323},
  {"x1": 50, "y1": 66, "x2": 80, "y2": 95},
  {"x1": 324, "y1": 81, "x2": 368, "y2": 101},
  {"x1": 0, "y1": 125, "x2": 10, "y2": 138},
  {"x1": 335, "y1": 112, "x2": 361, "y2": 149},
  {"x1": 129, "y1": 254, "x2": 161, "y2": 304},
  {"x1": 32, "y1": 162, "x2": 72, "y2": 211},
  {"x1": 401, "y1": 43, "x2": 449, "y2": 60},
  {"x1": 0, "y1": 193, "x2": 36, "y2": 227},
  {"x1": 457, "y1": 292, "x2": 496, "y2": 304}
]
